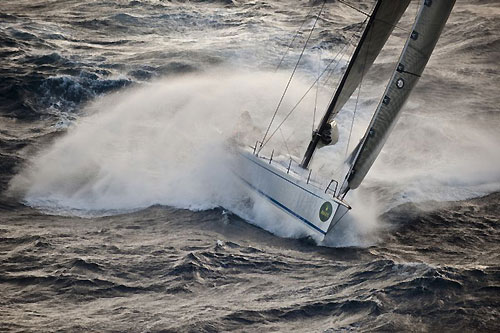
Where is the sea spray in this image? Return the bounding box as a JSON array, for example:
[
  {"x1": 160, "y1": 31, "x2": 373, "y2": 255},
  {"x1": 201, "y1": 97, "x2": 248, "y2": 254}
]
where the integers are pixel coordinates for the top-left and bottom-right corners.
[
  {"x1": 9, "y1": 70, "x2": 323, "y2": 213},
  {"x1": 9, "y1": 69, "x2": 500, "y2": 245},
  {"x1": 359, "y1": 107, "x2": 500, "y2": 208},
  {"x1": 322, "y1": 190, "x2": 384, "y2": 247}
]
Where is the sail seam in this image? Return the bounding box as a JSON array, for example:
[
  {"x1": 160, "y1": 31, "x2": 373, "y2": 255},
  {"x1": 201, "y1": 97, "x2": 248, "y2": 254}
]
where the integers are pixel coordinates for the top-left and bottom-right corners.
[{"x1": 399, "y1": 70, "x2": 421, "y2": 78}]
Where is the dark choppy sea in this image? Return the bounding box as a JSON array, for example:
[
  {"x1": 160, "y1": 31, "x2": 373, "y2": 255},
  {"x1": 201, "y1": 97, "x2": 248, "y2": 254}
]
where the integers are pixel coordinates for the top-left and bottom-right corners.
[{"x1": 1, "y1": 0, "x2": 499, "y2": 331}]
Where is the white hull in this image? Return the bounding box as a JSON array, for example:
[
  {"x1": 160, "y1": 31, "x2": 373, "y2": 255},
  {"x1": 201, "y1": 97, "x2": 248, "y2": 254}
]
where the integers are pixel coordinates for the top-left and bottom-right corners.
[{"x1": 233, "y1": 150, "x2": 350, "y2": 240}]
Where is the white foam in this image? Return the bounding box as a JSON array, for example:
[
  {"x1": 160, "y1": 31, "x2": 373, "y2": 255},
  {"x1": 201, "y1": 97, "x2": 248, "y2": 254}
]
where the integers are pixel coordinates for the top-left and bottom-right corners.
[
  {"x1": 9, "y1": 69, "x2": 500, "y2": 246},
  {"x1": 10, "y1": 70, "x2": 318, "y2": 214}
]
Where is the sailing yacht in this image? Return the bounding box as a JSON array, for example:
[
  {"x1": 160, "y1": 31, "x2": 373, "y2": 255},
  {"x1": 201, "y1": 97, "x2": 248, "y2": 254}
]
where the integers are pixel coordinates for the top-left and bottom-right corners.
[{"x1": 233, "y1": 0, "x2": 456, "y2": 240}]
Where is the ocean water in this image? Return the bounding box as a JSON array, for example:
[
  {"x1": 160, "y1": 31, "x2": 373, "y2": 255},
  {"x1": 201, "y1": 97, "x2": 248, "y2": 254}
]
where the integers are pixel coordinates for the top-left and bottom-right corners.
[{"x1": 1, "y1": 0, "x2": 499, "y2": 331}]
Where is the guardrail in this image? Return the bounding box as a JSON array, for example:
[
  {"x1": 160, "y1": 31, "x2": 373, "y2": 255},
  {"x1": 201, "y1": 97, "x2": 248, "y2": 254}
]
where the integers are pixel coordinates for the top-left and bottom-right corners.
[{"x1": 252, "y1": 147, "x2": 342, "y2": 199}]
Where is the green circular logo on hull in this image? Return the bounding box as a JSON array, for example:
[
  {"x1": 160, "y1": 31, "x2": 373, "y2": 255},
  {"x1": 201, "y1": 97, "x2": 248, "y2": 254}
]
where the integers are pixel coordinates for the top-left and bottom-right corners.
[{"x1": 319, "y1": 202, "x2": 333, "y2": 222}]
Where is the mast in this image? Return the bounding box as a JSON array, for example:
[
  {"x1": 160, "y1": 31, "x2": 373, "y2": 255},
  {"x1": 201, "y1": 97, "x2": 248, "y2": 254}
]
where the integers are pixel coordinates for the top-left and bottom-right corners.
[
  {"x1": 342, "y1": 0, "x2": 456, "y2": 194},
  {"x1": 301, "y1": 0, "x2": 411, "y2": 169}
]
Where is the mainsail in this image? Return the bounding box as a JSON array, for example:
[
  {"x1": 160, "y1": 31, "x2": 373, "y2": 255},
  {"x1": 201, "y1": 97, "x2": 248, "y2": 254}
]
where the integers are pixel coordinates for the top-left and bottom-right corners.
[
  {"x1": 343, "y1": 0, "x2": 456, "y2": 192},
  {"x1": 301, "y1": 0, "x2": 411, "y2": 168}
]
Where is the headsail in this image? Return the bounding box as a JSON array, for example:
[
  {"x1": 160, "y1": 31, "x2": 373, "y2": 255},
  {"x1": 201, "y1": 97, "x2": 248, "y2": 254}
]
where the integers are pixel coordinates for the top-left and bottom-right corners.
[
  {"x1": 342, "y1": 0, "x2": 456, "y2": 192},
  {"x1": 301, "y1": 0, "x2": 411, "y2": 169}
]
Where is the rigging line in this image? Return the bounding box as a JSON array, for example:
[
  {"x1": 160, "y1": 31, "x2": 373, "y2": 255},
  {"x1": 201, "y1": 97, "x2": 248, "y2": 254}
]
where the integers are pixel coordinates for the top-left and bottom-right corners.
[
  {"x1": 262, "y1": 46, "x2": 348, "y2": 150},
  {"x1": 284, "y1": 128, "x2": 299, "y2": 162},
  {"x1": 275, "y1": 5, "x2": 318, "y2": 71},
  {"x1": 320, "y1": 17, "x2": 368, "y2": 87},
  {"x1": 321, "y1": 42, "x2": 355, "y2": 88},
  {"x1": 339, "y1": 0, "x2": 411, "y2": 34},
  {"x1": 313, "y1": 49, "x2": 322, "y2": 132},
  {"x1": 279, "y1": 128, "x2": 292, "y2": 157},
  {"x1": 338, "y1": 0, "x2": 371, "y2": 17},
  {"x1": 324, "y1": 27, "x2": 360, "y2": 106},
  {"x1": 259, "y1": 0, "x2": 326, "y2": 151},
  {"x1": 338, "y1": 13, "x2": 376, "y2": 192},
  {"x1": 260, "y1": 20, "x2": 367, "y2": 150},
  {"x1": 315, "y1": 15, "x2": 367, "y2": 125},
  {"x1": 345, "y1": 19, "x2": 374, "y2": 160},
  {"x1": 329, "y1": 35, "x2": 363, "y2": 181},
  {"x1": 284, "y1": 128, "x2": 301, "y2": 164},
  {"x1": 345, "y1": 87, "x2": 361, "y2": 158},
  {"x1": 322, "y1": 43, "x2": 352, "y2": 85},
  {"x1": 330, "y1": 47, "x2": 362, "y2": 181}
]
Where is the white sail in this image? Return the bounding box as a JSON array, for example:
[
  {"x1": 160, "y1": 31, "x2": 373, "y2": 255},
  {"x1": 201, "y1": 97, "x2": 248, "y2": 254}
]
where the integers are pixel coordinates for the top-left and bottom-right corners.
[{"x1": 344, "y1": 0, "x2": 456, "y2": 191}]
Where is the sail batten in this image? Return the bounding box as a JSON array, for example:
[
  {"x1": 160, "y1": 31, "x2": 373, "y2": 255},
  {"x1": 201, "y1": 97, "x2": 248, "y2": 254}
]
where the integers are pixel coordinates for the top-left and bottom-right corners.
[
  {"x1": 343, "y1": 0, "x2": 456, "y2": 192},
  {"x1": 301, "y1": 0, "x2": 411, "y2": 169}
]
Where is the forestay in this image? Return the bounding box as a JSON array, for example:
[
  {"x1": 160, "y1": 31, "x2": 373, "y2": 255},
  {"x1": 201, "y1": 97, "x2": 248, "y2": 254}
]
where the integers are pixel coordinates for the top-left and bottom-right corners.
[{"x1": 343, "y1": 0, "x2": 456, "y2": 192}]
